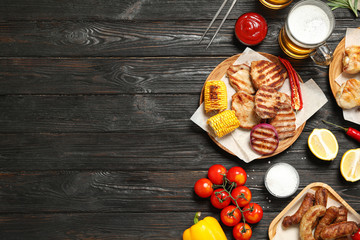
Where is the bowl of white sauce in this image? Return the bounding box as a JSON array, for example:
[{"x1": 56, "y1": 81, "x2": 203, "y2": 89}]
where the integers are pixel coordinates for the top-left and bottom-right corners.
[{"x1": 264, "y1": 163, "x2": 299, "y2": 198}]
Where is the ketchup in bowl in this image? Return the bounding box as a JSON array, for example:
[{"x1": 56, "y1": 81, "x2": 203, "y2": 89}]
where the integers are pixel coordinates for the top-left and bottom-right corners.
[{"x1": 235, "y1": 12, "x2": 268, "y2": 46}]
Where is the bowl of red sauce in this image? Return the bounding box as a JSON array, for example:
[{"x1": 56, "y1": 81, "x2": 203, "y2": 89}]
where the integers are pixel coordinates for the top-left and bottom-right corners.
[{"x1": 235, "y1": 12, "x2": 268, "y2": 46}]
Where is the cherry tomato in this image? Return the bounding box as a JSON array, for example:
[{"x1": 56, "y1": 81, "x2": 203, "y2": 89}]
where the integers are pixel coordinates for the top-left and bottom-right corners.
[
  {"x1": 231, "y1": 186, "x2": 252, "y2": 207},
  {"x1": 233, "y1": 222, "x2": 252, "y2": 240},
  {"x1": 243, "y1": 203, "x2": 263, "y2": 224},
  {"x1": 194, "y1": 178, "x2": 213, "y2": 198},
  {"x1": 220, "y1": 205, "x2": 241, "y2": 227},
  {"x1": 210, "y1": 188, "x2": 231, "y2": 209},
  {"x1": 208, "y1": 164, "x2": 227, "y2": 185},
  {"x1": 352, "y1": 228, "x2": 360, "y2": 240},
  {"x1": 226, "y1": 166, "x2": 247, "y2": 186}
]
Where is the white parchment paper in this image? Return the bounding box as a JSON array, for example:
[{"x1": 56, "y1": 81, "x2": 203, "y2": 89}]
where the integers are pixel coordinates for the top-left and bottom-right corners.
[{"x1": 190, "y1": 48, "x2": 328, "y2": 163}]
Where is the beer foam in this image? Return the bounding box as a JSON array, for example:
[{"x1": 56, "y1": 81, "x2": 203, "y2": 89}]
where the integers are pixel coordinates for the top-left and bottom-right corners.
[{"x1": 288, "y1": 4, "x2": 331, "y2": 45}]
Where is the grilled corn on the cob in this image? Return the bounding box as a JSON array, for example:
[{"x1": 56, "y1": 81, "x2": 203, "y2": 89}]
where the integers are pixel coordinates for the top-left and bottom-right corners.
[
  {"x1": 204, "y1": 80, "x2": 227, "y2": 113},
  {"x1": 207, "y1": 110, "x2": 240, "y2": 138}
]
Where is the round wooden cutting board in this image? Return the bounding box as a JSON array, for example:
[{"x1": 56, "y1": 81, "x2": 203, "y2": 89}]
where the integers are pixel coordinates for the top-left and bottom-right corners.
[
  {"x1": 329, "y1": 37, "x2": 345, "y2": 98},
  {"x1": 200, "y1": 52, "x2": 305, "y2": 159}
]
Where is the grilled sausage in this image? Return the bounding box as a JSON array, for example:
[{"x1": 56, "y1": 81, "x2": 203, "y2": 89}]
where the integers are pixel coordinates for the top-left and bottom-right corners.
[
  {"x1": 315, "y1": 187, "x2": 328, "y2": 207},
  {"x1": 334, "y1": 206, "x2": 348, "y2": 223},
  {"x1": 299, "y1": 205, "x2": 327, "y2": 240},
  {"x1": 314, "y1": 206, "x2": 339, "y2": 240},
  {"x1": 320, "y1": 221, "x2": 359, "y2": 240},
  {"x1": 282, "y1": 193, "x2": 315, "y2": 228}
]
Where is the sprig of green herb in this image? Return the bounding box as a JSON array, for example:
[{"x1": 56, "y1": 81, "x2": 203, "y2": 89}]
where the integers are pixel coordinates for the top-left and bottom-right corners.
[{"x1": 327, "y1": 0, "x2": 359, "y2": 17}]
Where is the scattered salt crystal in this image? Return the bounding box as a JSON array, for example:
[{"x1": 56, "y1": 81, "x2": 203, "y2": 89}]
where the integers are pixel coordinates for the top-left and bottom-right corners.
[{"x1": 265, "y1": 163, "x2": 299, "y2": 198}]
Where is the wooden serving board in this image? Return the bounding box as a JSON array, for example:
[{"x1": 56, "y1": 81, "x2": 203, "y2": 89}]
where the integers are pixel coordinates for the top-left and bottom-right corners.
[
  {"x1": 200, "y1": 53, "x2": 305, "y2": 159},
  {"x1": 328, "y1": 37, "x2": 345, "y2": 98},
  {"x1": 329, "y1": 27, "x2": 360, "y2": 99},
  {"x1": 268, "y1": 182, "x2": 360, "y2": 240}
]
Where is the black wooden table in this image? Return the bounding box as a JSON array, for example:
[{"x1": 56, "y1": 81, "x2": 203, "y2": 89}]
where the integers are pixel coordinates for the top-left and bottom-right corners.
[{"x1": 0, "y1": 0, "x2": 359, "y2": 239}]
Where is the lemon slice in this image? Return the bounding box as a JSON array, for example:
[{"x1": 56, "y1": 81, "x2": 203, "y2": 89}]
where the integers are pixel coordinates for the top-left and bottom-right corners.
[
  {"x1": 308, "y1": 129, "x2": 339, "y2": 161},
  {"x1": 340, "y1": 149, "x2": 360, "y2": 182}
]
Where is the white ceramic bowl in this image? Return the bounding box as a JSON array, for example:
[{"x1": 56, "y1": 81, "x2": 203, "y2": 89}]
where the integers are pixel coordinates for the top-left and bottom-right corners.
[{"x1": 264, "y1": 162, "x2": 300, "y2": 198}]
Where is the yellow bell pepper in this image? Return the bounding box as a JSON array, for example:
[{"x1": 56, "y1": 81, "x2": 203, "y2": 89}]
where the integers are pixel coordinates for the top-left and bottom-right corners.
[{"x1": 183, "y1": 212, "x2": 227, "y2": 240}]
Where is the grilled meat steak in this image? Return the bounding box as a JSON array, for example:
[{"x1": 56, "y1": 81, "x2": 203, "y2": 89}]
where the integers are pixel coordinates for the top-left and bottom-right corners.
[
  {"x1": 255, "y1": 85, "x2": 280, "y2": 119},
  {"x1": 227, "y1": 64, "x2": 255, "y2": 94},
  {"x1": 231, "y1": 91, "x2": 261, "y2": 129},
  {"x1": 250, "y1": 60, "x2": 287, "y2": 90}
]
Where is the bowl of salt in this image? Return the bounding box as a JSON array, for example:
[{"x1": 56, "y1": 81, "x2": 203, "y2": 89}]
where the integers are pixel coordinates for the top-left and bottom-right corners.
[{"x1": 264, "y1": 162, "x2": 299, "y2": 198}]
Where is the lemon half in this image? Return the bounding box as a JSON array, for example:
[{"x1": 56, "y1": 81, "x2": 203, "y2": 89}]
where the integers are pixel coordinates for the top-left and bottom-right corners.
[
  {"x1": 308, "y1": 129, "x2": 339, "y2": 161},
  {"x1": 340, "y1": 149, "x2": 360, "y2": 182}
]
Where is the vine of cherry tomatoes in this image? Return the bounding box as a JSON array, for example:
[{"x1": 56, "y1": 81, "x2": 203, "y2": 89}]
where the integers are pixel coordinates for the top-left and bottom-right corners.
[{"x1": 194, "y1": 164, "x2": 263, "y2": 240}]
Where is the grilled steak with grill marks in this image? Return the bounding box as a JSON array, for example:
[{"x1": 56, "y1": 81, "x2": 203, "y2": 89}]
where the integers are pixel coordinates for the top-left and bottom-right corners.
[
  {"x1": 250, "y1": 60, "x2": 287, "y2": 90},
  {"x1": 255, "y1": 85, "x2": 280, "y2": 119},
  {"x1": 269, "y1": 92, "x2": 296, "y2": 140}
]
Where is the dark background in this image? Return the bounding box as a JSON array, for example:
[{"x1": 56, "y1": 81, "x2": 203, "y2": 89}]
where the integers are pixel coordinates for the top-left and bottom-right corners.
[{"x1": 0, "y1": 0, "x2": 359, "y2": 239}]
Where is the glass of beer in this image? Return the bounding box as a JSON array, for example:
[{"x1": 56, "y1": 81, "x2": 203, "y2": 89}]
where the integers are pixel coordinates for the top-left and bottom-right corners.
[
  {"x1": 259, "y1": 0, "x2": 293, "y2": 9},
  {"x1": 278, "y1": 0, "x2": 335, "y2": 65}
]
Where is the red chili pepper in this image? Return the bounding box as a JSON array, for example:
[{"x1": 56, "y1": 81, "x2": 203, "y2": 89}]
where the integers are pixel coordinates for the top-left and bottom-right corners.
[
  {"x1": 322, "y1": 120, "x2": 360, "y2": 143},
  {"x1": 278, "y1": 57, "x2": 303, "y2": 111}
]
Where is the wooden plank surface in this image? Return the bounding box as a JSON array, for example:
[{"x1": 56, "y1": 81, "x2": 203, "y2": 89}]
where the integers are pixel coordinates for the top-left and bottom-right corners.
[
  {"x1": 0, "y1": 170, "x2": 358, "y2": 213},
  {"x1": 0, "y1": 0, "x2": 356, "y2": 21},
  {"x1": 0, "y1": 212, "x2": 270, "y2": 239},
  {"x1": 0, "y1": 19, "x2": 357, "y2": 57},
  {"x1": 0, "y1": 0, "x2": 359, "y2": 239},
  {"x1": 0, "y1": 57, "x2": 326, "y2": 94}
]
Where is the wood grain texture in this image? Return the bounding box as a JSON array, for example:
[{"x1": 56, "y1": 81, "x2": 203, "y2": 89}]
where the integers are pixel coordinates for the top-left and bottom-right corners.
[
  {"x1": 0, "y1": 0, "x2": 260, "y2": 21},
  {"x1": 0, "y1": 212, "x2": 269, "y2": 240},
  {"x1": 0, "y1": 0, "x2": 356, "y2": 21},
  {"x1": 0, "y1": 57, "x2": 219, "y2": 94},
  {"x1": 0, "y1": 173, "x2": 357, "y2": 240},
  {"x1": 0, "y1": 128, "x2": 359, "y2": 171},
  {"x1": 0, "y1": 0, "x2": 359, "y2": 239},
  {"x1": 0, "y1": 19, "x2": 357, "y2": 57},
  {"x1": 0, "y1": 95, "x2": 199, "y2": 132},
  {"x1": 0, "y1": 171, "x2": 358, "y2": 213},
  {"x1": 0, "y1": 57, "x2": 328, "y2": 94},
  {"x1": 0, "y1": 94, "x2": 347, "y2": 133}
]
